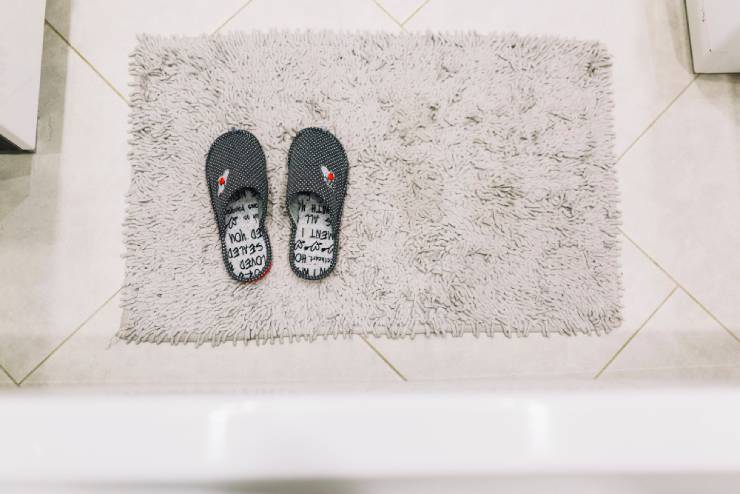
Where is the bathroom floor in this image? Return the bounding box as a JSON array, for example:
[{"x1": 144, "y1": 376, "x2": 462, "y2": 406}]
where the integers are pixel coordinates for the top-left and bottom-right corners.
[{"x1": 1, "y1": 0, "x2": 738, "y2": 389}]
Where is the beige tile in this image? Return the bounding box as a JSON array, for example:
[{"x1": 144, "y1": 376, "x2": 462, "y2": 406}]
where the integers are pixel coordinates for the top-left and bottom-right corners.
[
  {"x1": 222, "y1": 0, "x2": 397, "y2": 31},
  {"x1": 602, "y1": 289, "x2": 740, "y2": 379},
  {"x1": 404, "y1": 0, "x2": 695, "y2": 157},
  {"x1": 619, "y1": 75, "x2": 740, "y2": 333},
  {"x1": 369, "y1": 238, "x2": 675, "y2": 380},
  {"x1": 375, "y1": 0, "x2": 428, "y2": 25},
  {"x1": 0, "y1": 28, "x2": 129, "y2": 379},
  {"x1": 44, "y1": 0, "x2": 248, "y2": 96},
  {"x1": 23, "y1": 294, "x2": 402, "y2": 388}
]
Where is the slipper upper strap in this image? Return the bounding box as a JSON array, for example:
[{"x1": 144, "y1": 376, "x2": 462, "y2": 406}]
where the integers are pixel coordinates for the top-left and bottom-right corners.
[
  {"x1": 206, "y1": 130, "x2": 269, "y2": 237},
  {"x1": 285, "y1": 128, "x2": 348, "y2": 232}
]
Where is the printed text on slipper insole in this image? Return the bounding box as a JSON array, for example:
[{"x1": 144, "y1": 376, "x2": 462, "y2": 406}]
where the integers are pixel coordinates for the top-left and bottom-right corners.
[
  {"x1": 291, "y1": 193, "x2": 333, "y2": 277},
  {"x1": 224, "y1": 190, "x2": 267, "y2": 279}
]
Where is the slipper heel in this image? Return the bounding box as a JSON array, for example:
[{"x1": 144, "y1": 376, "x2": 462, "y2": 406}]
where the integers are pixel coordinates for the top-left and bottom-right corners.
[
  {"x1": 206, "y1": 130, "x2": 272, "y2": 282},
  {"x1": 286, "y1": 128, "x2": 349, "y2": 280}
]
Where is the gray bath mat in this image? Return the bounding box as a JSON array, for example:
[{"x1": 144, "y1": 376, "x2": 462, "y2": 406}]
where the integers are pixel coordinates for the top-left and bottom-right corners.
[{"x1": 120, "y1": 31, "x2": 621, "y2": 344}]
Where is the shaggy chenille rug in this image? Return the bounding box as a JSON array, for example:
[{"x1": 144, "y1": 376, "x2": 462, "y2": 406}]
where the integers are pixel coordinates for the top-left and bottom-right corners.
[{"x1": 119, "y1": 31, "x2": 622, "y2": 344}]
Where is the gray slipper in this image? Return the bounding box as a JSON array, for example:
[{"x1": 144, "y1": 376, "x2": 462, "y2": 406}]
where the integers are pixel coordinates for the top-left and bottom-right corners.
[
  {"x1": 286, "y1": 128, "x2": 349, "y2": 280},
  {"x1": 206, "y1": 130, "x2": 272, "y2": 282}
]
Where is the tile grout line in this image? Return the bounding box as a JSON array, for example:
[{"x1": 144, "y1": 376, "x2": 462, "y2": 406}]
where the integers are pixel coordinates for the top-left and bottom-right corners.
[
  {"x1": 593, "y1": 285, "x2": 679, "y2": 379},
  {"x1": 44, "y1": 19, "x2": 130, "y2": 106},
  {"x1": 360, "y1": 336, "x2": 408, "y2": 381},
  {"x1": 619, "y1": 228, "x2": 740, "y2": 343},
  {"x1": 370, "y1": 0, "x2": 405, "y2": 30},
  {"x1": 0, "y1": 363, "x2": 20, "y2": 387},
  {"x1": 212, "y1": 0, "x2": 255, "y2": 35},
  {"x1": 612, "y1": 70, "x2": 739, "y2": 344},
  {"x1": 615, "y1": 74, "x2": 698, "y2": 165},
  {"x1": 400, "y1": 0, "x2": 433, "y2": 27},
  {"x1": 18, "y1": 287, "x2": 123, "y2": 386},
  {"x1": 682, "y1": 290, "x2": 740, "y2": 343}
]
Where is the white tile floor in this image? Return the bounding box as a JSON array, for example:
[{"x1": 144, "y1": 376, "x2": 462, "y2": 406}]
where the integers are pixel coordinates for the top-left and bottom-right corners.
[{"x1": 1, "y1": 0, "x2": 738, "y2": 389}]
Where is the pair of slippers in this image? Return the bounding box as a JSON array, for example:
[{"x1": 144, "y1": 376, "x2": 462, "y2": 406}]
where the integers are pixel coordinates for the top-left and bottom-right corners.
[{"x1": 206, "y1": 128, "x2": 348, "y2": 282}]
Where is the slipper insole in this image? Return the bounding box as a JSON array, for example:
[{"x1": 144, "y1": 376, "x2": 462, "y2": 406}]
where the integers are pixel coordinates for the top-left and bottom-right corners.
[
  {"x1": 224, "y1": 189, "x2": 268, "y2": 279},
  {"x1": 289, "y1": 193, "x2": 334, "y2": 278}
]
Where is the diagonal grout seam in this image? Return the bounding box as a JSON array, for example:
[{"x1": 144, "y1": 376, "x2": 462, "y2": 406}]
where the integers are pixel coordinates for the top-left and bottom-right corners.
[
  {"x1": 44, "y1": 19, "x2": 130, "y2": 105},
  {"x1": 0, "y1": 363, "x2": 20, "y2": 387},
  {"x1": 212, "y1": 0, "x2": 255, "y2": 35},
  {"x1": 18, "y1": 287, "x2": 123, "y2": 386},
  {"x1": 46, "y1": 0, "x2": 258, "y2": 105},
  {"x1": 615, "y1": 74, "x2": 698, "y2": 165},
  {"x1": 401, "y1": 0, "x2": 433, "y2": 27},
  {"x1": 360, "y1": 336, "x2": 408, "y2": 381},
  {"x1": 594, "y1": 285, "x2": 679, "y2": 379},
  {"x1": 620, "y1": 228, "x2": 740, "y2": 343},
  {"x1": 371, "y1": 0, "x2": 405, "y2": 30},
  {"x1": 608, "y1": 70, "x2": 740, "y2": 354}
]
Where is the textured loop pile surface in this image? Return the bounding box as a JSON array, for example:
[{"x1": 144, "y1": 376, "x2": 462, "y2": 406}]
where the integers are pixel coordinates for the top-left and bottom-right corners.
[{"x1": 120, "y1": 31, "x2": 622, "y2": 345}]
